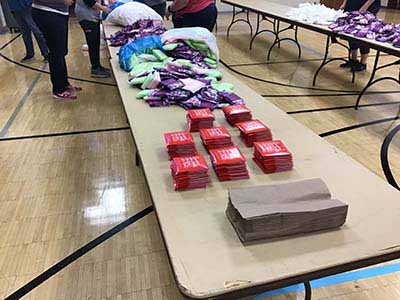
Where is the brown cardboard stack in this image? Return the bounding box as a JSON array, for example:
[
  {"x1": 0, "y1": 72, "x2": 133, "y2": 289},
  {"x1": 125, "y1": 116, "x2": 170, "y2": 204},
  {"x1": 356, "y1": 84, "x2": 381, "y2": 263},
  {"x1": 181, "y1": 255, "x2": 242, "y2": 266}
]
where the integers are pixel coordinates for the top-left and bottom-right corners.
[{"x1": 226, "y1": 178, "x2": 349, "y2": 243}]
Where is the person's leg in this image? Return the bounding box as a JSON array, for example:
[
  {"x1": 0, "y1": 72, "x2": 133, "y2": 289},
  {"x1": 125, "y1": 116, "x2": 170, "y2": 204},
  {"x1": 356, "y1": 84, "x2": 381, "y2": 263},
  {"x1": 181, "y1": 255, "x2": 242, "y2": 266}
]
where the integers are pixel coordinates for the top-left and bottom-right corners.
[
  {"x1": 79, "y1": 20, "x2": 110, "y2": 77},
  {"x1": 181, "y1": 4, "x2": 218, "y2": 31},
  {"x1": 352, "y1": 46, "x2": 369, "y2": 72},
  {"x1": 201, "y1": 4, "x2": 218, "y2": 32},
  {"x1": 12, "y1": 10, "x2": 35, "y2": 60},
  {"x1": 360, "y1": 47, "x2": 370, "y2": 64},
  {"x1": 340, "y1": 42, "x2": 359, "y2": 68},
  {"x1": 79, "y1": 20, "x2": 101, "y2": 69},
  {"x1": 32, "y1": 9, "x2": 74, "y2": 98},
  {"x1": 172, "y1": 14, "x2": 183, "y2": 28},
  {"x1": 151, "y1": 2, "x2": 167, "y2": 17},
  {"x1": 23, "y1": 8, "x2": 49, "y2": 58}
]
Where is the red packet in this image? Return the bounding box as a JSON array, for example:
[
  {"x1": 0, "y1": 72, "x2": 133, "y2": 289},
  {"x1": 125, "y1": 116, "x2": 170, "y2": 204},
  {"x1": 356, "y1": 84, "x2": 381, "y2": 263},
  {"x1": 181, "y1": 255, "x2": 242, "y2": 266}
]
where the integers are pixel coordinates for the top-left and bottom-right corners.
[
  {"x1": 164, "y1": 131, "x2": 194, "y2": 146},
  {"x1": 164, "y1": 131, "x2": 197, "y2": 159},
  {"x1": 236, "y1": 119, "x2": 269, "y2": 134},
  {"x1": 253, "y1": 140, "x2": 293, "y2": 174},
  {"x1": 209, "y1": 146, "x2": 249, "y2": 181},
  {"x1": 170, "y1": 155, "x2": 209, "y2": 190},
  {"x1": 200, "y1": 126, "x2": 234, "y2": 150},
  {"x1": 187, "y1": 108, "x2": 215, "y2": 120},
  {"x1": 223, "y1": 105, "x2": 252, "y2": 126},
  {"x1": 254, "y1": 140, "x2": 291, "y2": 157},
  {"x1": 210, "y1": 146, "x2": 246, "y2": 165}
]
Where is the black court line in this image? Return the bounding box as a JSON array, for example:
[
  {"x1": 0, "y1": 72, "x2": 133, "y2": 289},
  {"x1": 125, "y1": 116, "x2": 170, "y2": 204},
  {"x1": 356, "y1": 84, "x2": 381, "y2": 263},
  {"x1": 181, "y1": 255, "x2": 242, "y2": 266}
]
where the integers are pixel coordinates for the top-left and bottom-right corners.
[
  {"x1": 319, "y1": 116, "x2": 400, "y2": 137},
  {"x1": 0, "y1": 33, "x2": 21, "y2": 50},
  {"x1": 0, "y1": 126, "x2": 130, "y2": 142},
  {"x1": 381, "y1": 124, "x2": 400, "y2": 191},
  {"x1": 0, "y1": 67, "x2": 44, "y2": 137},
  {"x1": 287, "y1": 101, "x2": 400, "y2": 114},
  {"x1": 227, "y1": 53, "x2": 390, "y2": 68},
  {"x1": 4, "y1": 205, "x2": 154, "y2": 300},
  {"x1": 262, "y1": 90, "x2": 400, "y2": 98},
  {"x1": 220, "y1": 59, "x2": 360, "y2": 93},
  {"x1": 229, "y1": 57, "x2": 337, "y2": 67},
  {"x1": 0, "y1": 35, "x2": 117, "y2": 87}
]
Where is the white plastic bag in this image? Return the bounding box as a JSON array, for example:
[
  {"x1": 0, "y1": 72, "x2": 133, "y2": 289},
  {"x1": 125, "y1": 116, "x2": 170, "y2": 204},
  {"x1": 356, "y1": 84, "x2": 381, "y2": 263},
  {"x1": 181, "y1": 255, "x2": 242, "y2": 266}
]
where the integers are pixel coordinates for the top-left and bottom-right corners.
[
  {"x1": 106, "y1": 2, "x2": 163, "y2": 26},
  {"x1": 161, "y1": 27, "x2": 220, "y2": 60}
]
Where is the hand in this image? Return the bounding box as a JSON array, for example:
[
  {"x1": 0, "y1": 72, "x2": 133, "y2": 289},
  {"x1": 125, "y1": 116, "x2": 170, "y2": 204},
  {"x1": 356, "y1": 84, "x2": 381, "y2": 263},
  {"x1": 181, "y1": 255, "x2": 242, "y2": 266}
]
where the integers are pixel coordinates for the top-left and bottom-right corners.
[
  {"x1": 102, "y1": 5, "x2": 111, "y2": 13},
  {"x1": 64, "y1": 0, "x2": 74, "y2": 6},
  {"x1": 108, "y1": 0, "x2": 116, "y2": 4},
  {"x1": 339, "y1": 3, "x2": 345, "y2": 10},
  {"x1": 359, "y1": 5, "x2": 368, "y2": 13}
]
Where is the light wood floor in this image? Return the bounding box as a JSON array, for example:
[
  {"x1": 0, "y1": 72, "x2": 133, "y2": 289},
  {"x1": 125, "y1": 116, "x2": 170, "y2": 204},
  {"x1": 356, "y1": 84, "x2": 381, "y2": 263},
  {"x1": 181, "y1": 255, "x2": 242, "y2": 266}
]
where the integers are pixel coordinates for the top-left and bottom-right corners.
[{"x1": 0, "y1": 10, "x2": 399, "y2": 300}]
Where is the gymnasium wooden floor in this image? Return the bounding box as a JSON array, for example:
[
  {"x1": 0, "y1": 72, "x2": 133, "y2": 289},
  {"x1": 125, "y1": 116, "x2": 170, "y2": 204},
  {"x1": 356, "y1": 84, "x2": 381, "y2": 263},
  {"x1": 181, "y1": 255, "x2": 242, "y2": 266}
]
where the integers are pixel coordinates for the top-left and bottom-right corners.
[{"x1": 0, "y1": 9, "x2": 399, "y2": 300}]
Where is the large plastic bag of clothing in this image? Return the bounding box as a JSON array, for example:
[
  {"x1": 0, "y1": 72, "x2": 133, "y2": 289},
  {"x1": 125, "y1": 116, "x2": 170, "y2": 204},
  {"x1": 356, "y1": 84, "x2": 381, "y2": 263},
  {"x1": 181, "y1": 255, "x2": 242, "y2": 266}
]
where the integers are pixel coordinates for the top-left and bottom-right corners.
[
  {"x1": 161, "y1": 27, "x2": 219, "y2": 60},
  {"x1": 119, "y1": 35, "x2": 163, "y2": 71},
  {"x1": 106, "y1": 2, "x2": 162, "y2": 26},
  {"x1": 101, "y1": 0, "x2": 145, "y2": 19}
]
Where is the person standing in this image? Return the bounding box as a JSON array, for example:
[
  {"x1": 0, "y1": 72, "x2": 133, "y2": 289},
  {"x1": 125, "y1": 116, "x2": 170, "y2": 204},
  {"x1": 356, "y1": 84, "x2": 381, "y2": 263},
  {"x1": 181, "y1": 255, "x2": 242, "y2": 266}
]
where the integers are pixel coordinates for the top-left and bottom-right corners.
[
  {"x1": 166, "y1": 0, "x2": 217, "y2": 32},
  {"x1": 31, "y1": 0, "x2": 81, "y2": 100},
  {"x1": 7, "y1": 0, "x2": 49, "y2": 62},
  {"x1": 143, "y1": 0, "x2": 167, "y2": 18},
  {"x1": 75, "y1": 0, "x2": 112, "y2": 78},
  {"x1": 339, "y1": 0, "x2": 381, "y2": 72}
]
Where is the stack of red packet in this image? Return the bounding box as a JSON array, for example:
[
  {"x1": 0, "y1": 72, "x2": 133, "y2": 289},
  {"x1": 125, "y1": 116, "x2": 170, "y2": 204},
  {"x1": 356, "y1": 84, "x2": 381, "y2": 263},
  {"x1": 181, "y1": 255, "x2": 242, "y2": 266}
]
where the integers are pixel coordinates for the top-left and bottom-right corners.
[
  {"x1": 209, "y1": 146, "x2": 250, "y2": 181},
  {"x1": 186, "y1": 108, "x2": 215, "y2": 132},
  {"x1": 170, "y1": 155, "x2": 209, "y2": 190},
  {"x1": 236, "y1": 119, "x2": 273, "y2": 147},
  {"x1": 223, "y1": 104, "x2": 252, "y2": 126},
  {"x1": 199, "y1": 126, "x2": 234, "y2": 151},
  {"x1": 253, "y1": 140, "x2": 293, "y2": 173},
  {"x1": 164, "y1": 131, "x2": 197, "y2": 159}
]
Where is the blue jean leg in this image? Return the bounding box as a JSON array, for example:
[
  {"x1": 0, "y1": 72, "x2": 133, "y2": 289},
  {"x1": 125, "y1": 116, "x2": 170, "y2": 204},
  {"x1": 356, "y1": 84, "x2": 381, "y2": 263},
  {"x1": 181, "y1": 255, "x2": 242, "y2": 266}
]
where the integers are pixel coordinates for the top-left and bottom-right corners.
[{"x1": 12, "y1": 8, "x2": 49, "y2": 57}]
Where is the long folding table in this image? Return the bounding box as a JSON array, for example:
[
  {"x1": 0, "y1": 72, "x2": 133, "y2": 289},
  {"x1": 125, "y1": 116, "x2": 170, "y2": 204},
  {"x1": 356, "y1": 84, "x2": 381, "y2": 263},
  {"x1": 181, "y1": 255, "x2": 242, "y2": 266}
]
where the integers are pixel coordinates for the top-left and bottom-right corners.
[
  {"x1": 222, "y1": 0, "x2": 400, "y2": 109},
  {"x1": 104, "y1": 23, "x2": 400, "y2": 300}
]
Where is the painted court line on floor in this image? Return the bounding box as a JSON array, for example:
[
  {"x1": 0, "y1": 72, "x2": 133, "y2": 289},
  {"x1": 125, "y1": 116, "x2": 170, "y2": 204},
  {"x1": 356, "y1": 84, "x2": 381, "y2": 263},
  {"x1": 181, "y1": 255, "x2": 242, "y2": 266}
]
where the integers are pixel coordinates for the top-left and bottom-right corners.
[
  {"x1": 254, "y1": 262, "x2": 400, "y2": 299},
  {"x1": 0, "y1": 65, "x2": 44, "y2": 137}
]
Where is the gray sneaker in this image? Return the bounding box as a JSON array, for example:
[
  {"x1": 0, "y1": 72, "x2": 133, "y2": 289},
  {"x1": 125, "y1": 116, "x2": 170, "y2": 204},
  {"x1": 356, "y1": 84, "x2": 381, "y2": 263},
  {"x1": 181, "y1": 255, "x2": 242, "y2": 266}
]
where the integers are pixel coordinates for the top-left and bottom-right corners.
[{"x1": 91, "y1": 66, "x2": 111, "y2": 78}]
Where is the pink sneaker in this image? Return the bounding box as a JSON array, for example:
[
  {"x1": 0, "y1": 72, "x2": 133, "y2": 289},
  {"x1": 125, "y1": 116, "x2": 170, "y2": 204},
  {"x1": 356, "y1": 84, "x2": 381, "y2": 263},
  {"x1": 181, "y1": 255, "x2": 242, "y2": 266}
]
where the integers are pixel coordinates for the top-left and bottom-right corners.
[
  {"x1": 66, "y1": 84, "x2": 82, "y2": 92},
  {"x1": 53, "y1": 91, "x2": 77, "y2": 100}
]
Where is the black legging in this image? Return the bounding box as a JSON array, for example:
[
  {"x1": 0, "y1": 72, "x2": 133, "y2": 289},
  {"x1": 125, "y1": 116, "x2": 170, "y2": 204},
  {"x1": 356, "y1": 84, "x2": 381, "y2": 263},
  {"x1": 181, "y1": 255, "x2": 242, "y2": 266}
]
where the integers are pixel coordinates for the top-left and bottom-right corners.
[
  {"x1": 173, "y1": 3, "x2": 217, "y2": 32},
  {"x1": 151, "y1": 2, "x2": 167, "y2": 17},
  {"x1": 79, "y1": 20, "x2": 101, "y2": 70},
  {"x1": 32, "y1": 8, "x2": 70, "y2": 94}
]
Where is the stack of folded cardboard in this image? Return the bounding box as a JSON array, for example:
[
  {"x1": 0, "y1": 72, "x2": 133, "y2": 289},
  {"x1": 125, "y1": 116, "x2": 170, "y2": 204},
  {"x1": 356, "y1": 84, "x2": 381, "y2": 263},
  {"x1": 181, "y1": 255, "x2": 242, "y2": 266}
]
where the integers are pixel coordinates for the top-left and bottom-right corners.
[{"x1": 226, "y1": 178, "x2": 349, "y2": 243}]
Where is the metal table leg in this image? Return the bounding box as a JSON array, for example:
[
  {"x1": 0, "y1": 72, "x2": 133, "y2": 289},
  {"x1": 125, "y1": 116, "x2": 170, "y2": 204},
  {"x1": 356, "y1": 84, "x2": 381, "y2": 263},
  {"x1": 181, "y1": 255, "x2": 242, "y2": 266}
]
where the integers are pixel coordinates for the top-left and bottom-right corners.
[
  {"x1": 381, "y1": 124, "x2": 400, "y2": 191},
  {"x1": 313, "y1": 36, "x2": 354, "y2": 86},
  {"x1": 135, "y1": 151, "x2": 140, "y2": 167},
  {"x1": 304, "y1": 281, "x2": 312, "y2": 300},
  {"x1": 227, "y1": 6, "x2": 253, "y2": 38},
  {"x1": 267, "y1": 20, "x2": 302, "y2": 60},
  {"x1": 355, "y1": 52, "x2": 400, "y2": 110},
  {"x1": 249, "y1": 14, "x2": 277, "y2": 50}
]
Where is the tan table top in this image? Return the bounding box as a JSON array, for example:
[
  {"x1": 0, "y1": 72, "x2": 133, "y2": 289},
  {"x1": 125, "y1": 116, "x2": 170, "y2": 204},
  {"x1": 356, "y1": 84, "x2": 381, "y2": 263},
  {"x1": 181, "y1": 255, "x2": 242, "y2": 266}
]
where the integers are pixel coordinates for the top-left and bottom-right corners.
[
  {"x1": 221, "y1": 0, "x2": 400, "y2": 57},
  {"x1": 104, "y1": 24, "x2": 400, "y2": 299}
]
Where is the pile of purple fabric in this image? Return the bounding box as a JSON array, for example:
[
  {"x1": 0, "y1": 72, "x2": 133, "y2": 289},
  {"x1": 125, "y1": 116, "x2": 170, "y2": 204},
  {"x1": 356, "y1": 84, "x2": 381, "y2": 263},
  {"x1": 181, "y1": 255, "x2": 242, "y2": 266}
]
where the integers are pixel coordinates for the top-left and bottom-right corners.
[
  {"x1": 329, "y1": 11, "x2": 400, "y2": 47},
  {"x1": 108, "y1": 19, "x2": 166, "y2": 47},
  {"x1": 134, "y1": 63, "x2": 245, "y2": 109},
  {"x1": 164, "y1": 41, "x2": 212, "y2": 69}
]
